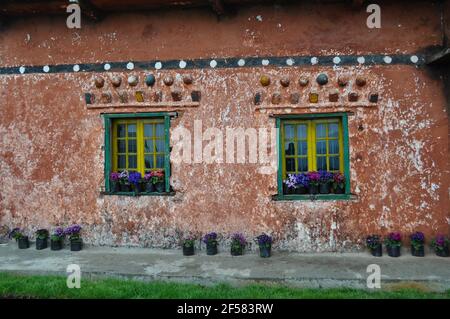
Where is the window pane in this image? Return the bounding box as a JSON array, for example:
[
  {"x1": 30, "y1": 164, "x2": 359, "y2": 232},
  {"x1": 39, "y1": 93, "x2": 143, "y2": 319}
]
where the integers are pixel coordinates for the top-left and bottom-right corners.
[
  {"x1": 144, "y1": 124, "x2": 153, "y2": 137},
  {"x1": 117, "y1": 124, "x2": 125, "y2": 138},
  {"x1": 118, "y1": 155, "x2": 126, "y2": 169},
  {"x1": 297, "y1": 158, "x2": 308, "y2": 172},
  {"x1": 128, "y1": 155, "x2": 137, "y2": 169},
  {"x1": 285, "y1": 141, "x2": 295, "y2": 156},
  {"x1": 297, "y1": 125, "x2": 307, "y2": 139},
  {"x1": 156, "y1": 124, "x2": 164, "y2": 137},
  {"x1": 316, "y1": 124, "x2": 326, "y2": 138},
  {"x1": 128, "y1": 139, "x2": 137, "y2": 153},
  {"x1": 285, "y1": 125, "x2": 294, "y2": 140},
  {"x1": 316, "y1": 140, "x2": 326, "y2": 154},
  {"x1": 156, "y1": 155, "x2": 164, "y2": 168},
  {"x1": 145, "y1": 155, "x2": 154, "y2": 169},
  {"x1": 330, "y1": 156, "x2": 340, "y2": 171},
  {"x1": 329, "y1": 123, "x2": 339, "y2": 138},
  {"x1": 317, "y1": 156, "x2": 327, "y2": 170},
  {"x1": 155, "y1": 140, "x2": 165, "y2": 153},
  {"x1": 144, "y1": 140, "x2": 154, "y2": 153},
  {"x1": 127, "y1": 124, "x2": 136, "y2": 138},
  {"x1": 328, "y1": 140, "x2": 339, "y2": 154},
  {"x1": 117, "y1": 140, "x2": 126, "y2": 153},
  {"x1": 297, "y1": 141, "x2": 307, "y2": 156},
  {"x1": 285, "y1": 158, "x2": 295, "y2": 172}
]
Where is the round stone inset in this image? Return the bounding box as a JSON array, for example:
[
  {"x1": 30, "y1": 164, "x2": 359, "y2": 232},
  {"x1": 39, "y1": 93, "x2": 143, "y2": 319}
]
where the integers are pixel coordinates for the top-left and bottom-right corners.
[{"x1": 316, "y1": 73, "x2": 328, "y2": 85}]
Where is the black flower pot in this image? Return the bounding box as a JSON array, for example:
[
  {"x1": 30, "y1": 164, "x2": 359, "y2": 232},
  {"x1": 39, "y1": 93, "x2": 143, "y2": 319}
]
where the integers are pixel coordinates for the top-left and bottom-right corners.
[
  {"x1": 334, "y1": 186, "x2": 345, "y2": 194},
  {"x1": 309, "y1": 185, "x2": 319, "y2": 195},
  {"x1": 36, "y1": 238, "x2": 48, "y2": 250},
  {"x1": 155, "y1": 182, "x2": 165, "y2": 193},
  {"x1": 387, "y1": 245, "x2": 401, "y2": 257},
  {"x1": 370, "y1": 245, "x2": 382, "y2": 257},
  {"x1": 145, "y1": 182, "x2": 155, "y2": 193},
  {"x1": 18, "y1": 237, "x2": 29, "y2": 249},
  {"x1": 319, "y1": 183, "x2": 330, "y2": 194},
  {"x1": 183, "y1": 245, "x2": 194, "y2": 256},
  {"x1": 51, "y1": 239, "x2": 63, "y2": 251},
  {"x1": 70, "y1": 240, "x2": 83, "y2": 252},
  {"x1": 295, "y1": 186, "x2": 307, "y2": 195},
  {"x1": 284, "y1": 185, "x2": 296, "y2": 195},
  {"x1": 231, "y1": 246, "x2": 244, "y2": 256},
  {"x1": 206, "y1": 243, "x2": 218, "y2": 255},
  {"x1": 111, "y1": 181, "x2": 120, "y2": 193},
  {"x1": 411, "y1": 246, "x2": 424, "y2": 257},
  {"x1": 120, "y1": 183, "x2": 131, "y2": 192},
  {"x1": 436, "y1": 247, "x2": 449, "y2": 257},
  {"x1": 259, "y1": 245, "x2": 271, "y2": 258}
]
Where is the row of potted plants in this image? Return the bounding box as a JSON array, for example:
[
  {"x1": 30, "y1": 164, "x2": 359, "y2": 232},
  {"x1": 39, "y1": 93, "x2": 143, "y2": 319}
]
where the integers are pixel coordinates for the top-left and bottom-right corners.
[
  {"x1": 182, "y1": 232, "x2": 273, "y2": 258},
  {"x1": 366, "y1": 232, "x2": 449, "y2": 257},
  {"x1": 9, "y1": 225, "x2": 83, "y2": 252},
  {"x1": 283, "y1": 171, "x2": 345, "y2": 195},
  {"x1": 110, "y1": 169, "x2": 165, "y2": 193}
]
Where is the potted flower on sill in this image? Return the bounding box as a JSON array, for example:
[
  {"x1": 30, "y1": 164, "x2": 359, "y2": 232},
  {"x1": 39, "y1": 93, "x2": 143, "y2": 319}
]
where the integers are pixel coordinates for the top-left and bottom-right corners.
[
  {"x1": 295, "y1": 173, "x2": 309, "y2": 194},
  {"x1": 9, "y1": 228, "x2": 29, "y2": 249},
  {"x1": 366, "y1": 234, "x2": 382, "y2": 257},
  {"x1": 182, "y1": 235, "x2": 195, "y2": 256},
  {"x1": 384, "y1": 232, "x2": 402, "y2": 257},
  {"x1": 128, "y1": 171, "x2": 142, "y2": 194},
  {"x1": 110, "y1": 172, "x2": 120, "y2": 193},
  {"x1": 431, "y1": 234, "x2": 449, "y2": 257},
  {"x1": 35, "y1": 229, "x2": 49, "y2": 250},
  {"x1": 410, "y1": 231, "x2": 425, "y2": 257},
  {"x1": 318, "y1": 170, "x2": 333, "y2": 194},
  {"x1": 119, "y1": 170, "x2": 131, "y2": 192},
  {"x1": 65, "y1": 224, "x2": 82, "y2": 251},
  {"x1": 152, "y1": 169, "x2": 165, "y2": 193},
  {"x1": 307, "y1": 171, "x2": 320, "y2": 194},
  {"x1": 50, "y1": 227, "x2": 65, "y2": 251},
  {"x1": 144, "y1": 172, "x2": 155, "y2": 193},
  {"x1": 230, "y1": 233, "x2": 246, "y2": 256},
  {"x1": 202, "y1": 232, "x2": 218, "y2": 255},
  {"x1": 332, "y1": 172, "x2": 345, "y2": 194},
  {"x1": 256, "y1": 233, "x2": 272, "y2": 258},
  {"x1": 283, "y1": 174, "x2": 297, "y2": 195}
]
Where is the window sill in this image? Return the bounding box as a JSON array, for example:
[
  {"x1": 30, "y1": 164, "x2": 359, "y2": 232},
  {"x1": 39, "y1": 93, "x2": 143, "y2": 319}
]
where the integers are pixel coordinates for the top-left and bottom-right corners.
[
  {"x1": 272, "y1": 193, "x2": 357, "y2": 201},
  {"x1": 101, "y1": 191, "x2": 176, "y2": 197}
]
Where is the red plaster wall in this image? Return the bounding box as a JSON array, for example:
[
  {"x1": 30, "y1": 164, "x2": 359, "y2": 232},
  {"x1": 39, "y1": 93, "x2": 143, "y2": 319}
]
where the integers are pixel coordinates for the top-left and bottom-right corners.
[{"x1": 0, "y1": 2, "x2": 448, "y2": 251}]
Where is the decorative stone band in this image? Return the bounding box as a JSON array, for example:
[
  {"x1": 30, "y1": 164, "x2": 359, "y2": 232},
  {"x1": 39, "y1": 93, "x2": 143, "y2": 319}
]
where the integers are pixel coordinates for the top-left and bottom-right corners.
[{"x1": 1, "y1": 54, "x2": 423, "y2": 76}]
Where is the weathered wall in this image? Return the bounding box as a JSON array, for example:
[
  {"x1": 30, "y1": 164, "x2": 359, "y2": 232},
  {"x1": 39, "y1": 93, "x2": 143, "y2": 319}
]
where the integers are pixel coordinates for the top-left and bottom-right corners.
[{"x1": 0, "y1": 2, "x2": 449, "y2": 251}]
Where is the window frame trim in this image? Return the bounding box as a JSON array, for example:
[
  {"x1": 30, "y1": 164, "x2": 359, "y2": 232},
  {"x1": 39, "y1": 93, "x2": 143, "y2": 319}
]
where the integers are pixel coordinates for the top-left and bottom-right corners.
[
  {"x1": 103, "y1": 112, "x2": 175, "y2": 194},
  {"x1": 275, "y1": 112, "x2": 351, "y2": 200}
]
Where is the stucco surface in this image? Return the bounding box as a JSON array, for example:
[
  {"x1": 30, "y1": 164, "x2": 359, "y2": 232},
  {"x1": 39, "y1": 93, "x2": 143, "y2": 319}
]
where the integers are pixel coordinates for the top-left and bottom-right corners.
[{"x1": 0, "y1": 2, "x2": 449, "y2": 251}]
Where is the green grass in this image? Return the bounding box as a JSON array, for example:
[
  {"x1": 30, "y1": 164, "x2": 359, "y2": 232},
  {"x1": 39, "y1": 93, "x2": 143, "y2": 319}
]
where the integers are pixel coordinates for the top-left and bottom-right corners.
[{"x1": 0, "y1": 272, "x2": 449, "y2": 299}]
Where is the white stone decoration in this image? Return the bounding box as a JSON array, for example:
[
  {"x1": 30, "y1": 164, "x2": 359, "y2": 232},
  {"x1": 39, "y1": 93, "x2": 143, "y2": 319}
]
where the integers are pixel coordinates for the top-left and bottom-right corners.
[
  {"x1": 104, "y1": 63, "x2": 111, "y2": 71},
  {"x1": 357, "y1": 56, "x2": 365, "y2": 64},
  {"x1": 237, "y1": 59, "x2": 245, "y2": 67},
  {"x1": 126, "y1": 62, "x2": 134, "y2": 70},
  {"x1": 73, "y1": 64, "x2": 80, "y2": 72},
  {"x1": 155, "y1": 62, "x2": 162, "y2": 70},
  {"x1": 311, "y1": 57, "x2": 318, "y2": 65},
  {"x1": 19, "y1": 66, "x2": 25, "y2": 74},
  {"x1": 179, "y1": 60, "x2": 187, "y2": 69},
  {"x1": 383, "y1": 56, "x2": 392, "y2": 64},
  {"x1": 210, "y1": 60, "x2": 217, "y2": 68},
  {"x1": 261, "y1": 59, "x2": 270, "y2": 66},
  {"x1": 43, "y1": 65, "x2": 50, "y2": 73},
  {"x1": 286, "y1": 58, "x2": 294, "y2": 66},
  {"x1": 410, "y1": 55, "x2": 419, "y2": 63},
  {"x1": 333, "y1": 56, "x2": 341, "y2": 64}
]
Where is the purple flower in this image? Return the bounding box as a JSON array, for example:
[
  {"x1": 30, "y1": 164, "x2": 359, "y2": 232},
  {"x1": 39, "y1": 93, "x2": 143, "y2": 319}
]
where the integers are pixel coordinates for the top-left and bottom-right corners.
[
  {"x1": 318, "y1": 170, "x2": 333, "y2": 184},
  {"x1": 202, "y1": 232, "x2": 218, "y2": 244},
  {"x1": 307, "y1": 171, "x2": 320, "y2": 185},
  {"x1": 128, "y1": 172, "x2": 142, "y2": 185},
  {"x1": 366, "y1": 235, "x2": 381, "y2": 249},
  {"x1": 231, "y1": 233, "x2": 247, "y2": 246},
  {"x1": 384, "y1": 232, "x2": 402, "y2": 247},
  {"x1": 410, "y1": 232, "x2": 425, "y2": 243},
  {"x1": 295, "y1": 173, "x2": 310, "y2": 188},
  {"x1": 256, "y1": 233, "x2": 272, "y2": 246},
  {"x1": 283, "y1": 174, "x2": 297, "y2": 189},
  {"x1": 110, "y1": 172, "x2": 120, "y2": 182},
  {"x1": 432, "y1": 234, "x2": 449, "y2": 251}
]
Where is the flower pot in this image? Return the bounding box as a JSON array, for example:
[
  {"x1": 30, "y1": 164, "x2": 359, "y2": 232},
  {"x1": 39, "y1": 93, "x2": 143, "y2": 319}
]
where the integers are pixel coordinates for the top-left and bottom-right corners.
[
  {"x1": 309, "y1": 185, "x2": 318, "y2": 195},
  {"x1": 334, "y1": 186, "x2": 345, "y2": 194},
  {"x1": 111, "y1": 181, "x2": 120, "y2": 193},
  {"x1": 435, "y1": 247, "x2": 449, "y2": 257},
  {"x1": 50, "y1": 239, "x2": 63, "y2": 251},
  {"x1": 259, "y1": 245, "x2": 271, "y2": 258},
  {"x1": 206, "y1": 242, "x2": 218, "y2": 255},
  {"x1": 284, "y1": 185, "x2": 296, "y2": 195},
  {"x1": 231, "y1": 246, "x2": 244, "y2": 256},
  {"x1": 119, "y1": 183, "x2": 131, "y2": 192},
  {"x1": 295, "y1": 186, "x2": 307, "y2": 195},
  {"x1": 70, "y1": 240, "x2": 83, "y2": 251},
  {"x1": 155, "y1": 182, "x2": 165, "y2": 193},
  {"x1": 370, "y1": 245, "x2": 382, "y2": 257},
  {"x1": 145, "y1": 182, "x2": 155, "y2": 193},
  {"x1": 387, "y1": 245, "x2": 401, "y2": 257},
  {"x1": 411, "y1": 246, "x2": 424, "y2": 257},
  {"x1": 18, "y1": 237, "x2": 29, "y2": 249},
  {"x1": 319, "y1": 183, "x2": 330, "y2": 194},
  {"x1": 183, "y1": 245, "x2": 194, "y2": 256},
  {"x1": 36, "y1": 238, "x2": 48, "y2": 250}
]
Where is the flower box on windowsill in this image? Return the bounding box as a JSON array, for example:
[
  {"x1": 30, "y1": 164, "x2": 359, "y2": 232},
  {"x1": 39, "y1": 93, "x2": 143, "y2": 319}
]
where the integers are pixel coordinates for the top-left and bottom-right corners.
[
  {"x1": 101, "y1": 191, "x2": 176, "y2": 197},
  {"x1": 273, "y1": 193, "x2": 356, "y2": 201}
]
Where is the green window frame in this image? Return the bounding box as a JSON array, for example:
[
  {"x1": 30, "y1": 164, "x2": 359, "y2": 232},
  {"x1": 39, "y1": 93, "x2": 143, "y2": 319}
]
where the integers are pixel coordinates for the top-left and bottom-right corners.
[
  {"x1": 275, "y1": 112, "x2": 351, "y2": 201},
  {"x1": 103, "y1": 112, "x2": 174, "y2": 196}
]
